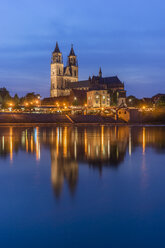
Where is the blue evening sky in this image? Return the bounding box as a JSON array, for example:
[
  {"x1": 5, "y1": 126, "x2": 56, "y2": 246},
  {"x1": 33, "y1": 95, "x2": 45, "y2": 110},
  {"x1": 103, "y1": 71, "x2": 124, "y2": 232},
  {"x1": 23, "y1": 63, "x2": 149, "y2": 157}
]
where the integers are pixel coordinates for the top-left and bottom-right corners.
[{"x1": 0, "y1": 0, "x2": 165, "y2": 98}]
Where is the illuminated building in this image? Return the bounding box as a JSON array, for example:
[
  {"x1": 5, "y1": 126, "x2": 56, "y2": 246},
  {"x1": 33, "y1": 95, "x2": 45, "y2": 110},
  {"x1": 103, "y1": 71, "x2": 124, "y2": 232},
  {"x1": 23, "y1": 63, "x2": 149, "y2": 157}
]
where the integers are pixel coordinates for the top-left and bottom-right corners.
[{"x1": 49, "y1": 42, "x2": 126, "y2": 105}]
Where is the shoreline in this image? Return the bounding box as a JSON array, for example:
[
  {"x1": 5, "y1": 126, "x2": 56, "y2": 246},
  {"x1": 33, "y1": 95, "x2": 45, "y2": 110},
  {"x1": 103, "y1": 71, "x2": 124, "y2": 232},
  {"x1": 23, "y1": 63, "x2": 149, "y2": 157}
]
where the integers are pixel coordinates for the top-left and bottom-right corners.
[
  {"x1": 0, "y1": 123, "x2": 165, "y2": 127},
  {"x1": 0, "y1": 112, "x2": 165, "y2": 126}
]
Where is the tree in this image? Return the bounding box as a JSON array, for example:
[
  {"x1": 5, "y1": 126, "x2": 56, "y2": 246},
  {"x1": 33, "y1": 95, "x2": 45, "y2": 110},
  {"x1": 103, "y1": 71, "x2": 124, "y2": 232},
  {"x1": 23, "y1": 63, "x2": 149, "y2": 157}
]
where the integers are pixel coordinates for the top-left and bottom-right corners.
[
  {"x1": 126, "y1": 95, "x2": 140, "y2": 107},
  {"x1": 13, "y1": 94, "x2": 20, "y2": 107},
  {"x1": 0, "y1": 88, "x2": 12, "y2": 108},
  {"x1": 0, "y1": 88, "x2": 10, "y2": 99},
  {"x1": 110, "y1": 91, "x2": 118, "y2": 106}
]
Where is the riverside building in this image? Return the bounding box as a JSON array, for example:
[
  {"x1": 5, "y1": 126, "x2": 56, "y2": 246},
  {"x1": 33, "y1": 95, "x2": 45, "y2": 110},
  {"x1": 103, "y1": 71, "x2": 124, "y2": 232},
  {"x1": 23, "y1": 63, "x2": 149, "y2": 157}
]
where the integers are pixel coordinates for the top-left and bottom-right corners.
[{"x1": 49, "y1": 42, "x2": 126, "y2": 106}]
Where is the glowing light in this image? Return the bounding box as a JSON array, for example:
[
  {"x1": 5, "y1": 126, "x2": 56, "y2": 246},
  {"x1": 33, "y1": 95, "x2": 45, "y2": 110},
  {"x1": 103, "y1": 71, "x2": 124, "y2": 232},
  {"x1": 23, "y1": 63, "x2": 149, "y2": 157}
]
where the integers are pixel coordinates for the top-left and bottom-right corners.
[{"x1": 8, "y1": 102, "x2": 13, "y2": 107}]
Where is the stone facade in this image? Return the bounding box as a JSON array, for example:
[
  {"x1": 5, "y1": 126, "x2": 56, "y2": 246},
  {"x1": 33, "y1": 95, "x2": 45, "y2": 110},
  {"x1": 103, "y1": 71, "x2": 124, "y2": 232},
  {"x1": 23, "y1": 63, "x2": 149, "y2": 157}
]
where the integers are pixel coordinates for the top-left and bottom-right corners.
[
  {"x1": 50, "y1": 42, "x2": 78, "y2": 97},
  {"x1": 87, "y1": 90, "x2": 110, "y2": 108}
]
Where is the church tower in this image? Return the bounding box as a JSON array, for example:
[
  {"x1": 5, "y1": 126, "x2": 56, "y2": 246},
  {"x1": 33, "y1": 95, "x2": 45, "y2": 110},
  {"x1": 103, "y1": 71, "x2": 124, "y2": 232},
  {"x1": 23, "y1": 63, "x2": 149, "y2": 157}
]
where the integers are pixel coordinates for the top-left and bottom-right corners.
[
  {"x1": 64, "y1": 45, "x2": 78, "y2": 83},
  {"x1": 68, "y1": 45, "x2": 78, "y2": 79},
  {"x1": 50, "y1": 43, "x2": 79, "y2": 97},
  {"x1": 50, "y1": 42, "x2": 64, "y2": 97}
]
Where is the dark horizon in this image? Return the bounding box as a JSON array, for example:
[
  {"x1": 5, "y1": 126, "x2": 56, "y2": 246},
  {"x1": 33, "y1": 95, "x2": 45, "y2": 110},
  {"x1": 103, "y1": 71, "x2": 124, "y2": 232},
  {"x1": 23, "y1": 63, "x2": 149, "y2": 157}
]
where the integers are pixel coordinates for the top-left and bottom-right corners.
[{"x1": 0, "y1": 0, "x2": 165, "y2": 98}]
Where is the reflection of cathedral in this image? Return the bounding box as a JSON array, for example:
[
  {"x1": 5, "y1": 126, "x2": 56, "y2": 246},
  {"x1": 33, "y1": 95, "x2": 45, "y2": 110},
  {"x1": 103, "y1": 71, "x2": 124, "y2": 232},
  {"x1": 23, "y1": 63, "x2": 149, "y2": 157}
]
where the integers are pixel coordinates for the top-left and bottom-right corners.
[
  {"x1": 51, "y1": 149, "x2": 78, "y2": 198},
  {"x1": 1, "y1": 126, "x2": 165, "y2": 198}
]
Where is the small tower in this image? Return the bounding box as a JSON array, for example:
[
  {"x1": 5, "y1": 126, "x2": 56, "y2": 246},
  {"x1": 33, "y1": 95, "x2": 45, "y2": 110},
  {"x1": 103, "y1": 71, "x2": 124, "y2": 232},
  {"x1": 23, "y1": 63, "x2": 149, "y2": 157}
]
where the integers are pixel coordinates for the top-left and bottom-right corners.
[
  {"x1": 99, "y1": 67, "x2": 102, "y2": 78},
  {"x1": 67, "y1": 44, "x2": 78, "y2": 79},
  {"x1": 50, "y1": 42, "x2": 64, "y2": 97}
]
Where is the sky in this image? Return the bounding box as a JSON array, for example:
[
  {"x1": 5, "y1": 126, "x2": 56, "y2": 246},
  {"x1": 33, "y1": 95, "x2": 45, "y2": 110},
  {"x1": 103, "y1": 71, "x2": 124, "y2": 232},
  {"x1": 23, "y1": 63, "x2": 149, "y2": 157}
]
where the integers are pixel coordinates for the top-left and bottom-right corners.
[{"x1": 0, "y1": 0, "x2": 165, "y2": 98}]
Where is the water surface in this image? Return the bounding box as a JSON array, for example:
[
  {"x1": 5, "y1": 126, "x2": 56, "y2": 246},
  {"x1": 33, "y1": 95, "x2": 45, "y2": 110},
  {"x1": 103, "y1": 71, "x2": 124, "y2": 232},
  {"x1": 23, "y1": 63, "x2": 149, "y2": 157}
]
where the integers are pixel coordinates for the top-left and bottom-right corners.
[{"x1": 0, "y1": 125, "x2": 165, "y2": 248}]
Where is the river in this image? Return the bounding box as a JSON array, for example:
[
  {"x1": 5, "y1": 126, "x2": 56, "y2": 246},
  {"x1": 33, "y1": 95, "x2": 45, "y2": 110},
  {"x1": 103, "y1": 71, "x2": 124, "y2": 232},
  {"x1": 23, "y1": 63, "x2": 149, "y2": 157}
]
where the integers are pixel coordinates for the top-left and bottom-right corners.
[{"x1": 0, "y1": 125, "x2": 165, "y2": 247}]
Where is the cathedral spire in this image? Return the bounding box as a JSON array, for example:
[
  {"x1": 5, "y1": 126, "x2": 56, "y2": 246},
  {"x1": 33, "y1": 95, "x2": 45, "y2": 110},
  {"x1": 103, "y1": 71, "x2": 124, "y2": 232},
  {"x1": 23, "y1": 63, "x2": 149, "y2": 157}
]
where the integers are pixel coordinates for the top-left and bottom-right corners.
[
  {"x1": 53, "y1": 42, "x2": 61, "y2": 53},
  {"x1": 99, "y1": 67, "x2": 102, "y2": 77},
  {"x1": 69, "y1": 44, "x2": 76, "y2": 56}
]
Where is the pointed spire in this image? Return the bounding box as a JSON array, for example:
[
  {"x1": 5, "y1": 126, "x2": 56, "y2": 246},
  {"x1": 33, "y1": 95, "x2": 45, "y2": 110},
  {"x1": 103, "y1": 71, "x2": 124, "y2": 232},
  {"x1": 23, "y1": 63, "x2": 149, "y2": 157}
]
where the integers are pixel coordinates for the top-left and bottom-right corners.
[
  {"x1": 69, "y1": 44, "x2": 76, "y2": 56},
  {"x1": 99, "y1": 67, "x2": 102, "y2": 77},
  {"x1": 53, "y1": 42, "x2": 60, "y2": 53}
]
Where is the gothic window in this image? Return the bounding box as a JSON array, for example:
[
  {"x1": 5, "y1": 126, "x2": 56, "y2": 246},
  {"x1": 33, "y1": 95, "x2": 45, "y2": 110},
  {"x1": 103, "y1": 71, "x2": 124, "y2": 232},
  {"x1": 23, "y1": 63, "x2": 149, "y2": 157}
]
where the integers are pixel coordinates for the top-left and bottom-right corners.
[{"x1": 59, "y1": 68, "x2": 60, "y2": 74}]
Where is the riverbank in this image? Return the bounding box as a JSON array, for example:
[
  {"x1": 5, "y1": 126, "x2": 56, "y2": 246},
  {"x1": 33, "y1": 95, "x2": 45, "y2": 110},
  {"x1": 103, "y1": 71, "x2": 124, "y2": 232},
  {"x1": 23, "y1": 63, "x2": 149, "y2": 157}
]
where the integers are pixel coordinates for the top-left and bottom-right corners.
[
  {"x1": 0, "y1": 113, "x2": 123, "y2": 124},
  {"x1": 0, "y1": 112, "x2": 165, "y2": 125}
]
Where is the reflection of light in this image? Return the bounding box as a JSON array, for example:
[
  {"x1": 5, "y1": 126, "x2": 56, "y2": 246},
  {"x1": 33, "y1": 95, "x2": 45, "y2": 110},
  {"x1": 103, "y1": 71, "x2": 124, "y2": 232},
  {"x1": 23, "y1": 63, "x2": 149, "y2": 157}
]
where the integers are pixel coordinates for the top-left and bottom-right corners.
[
  {"x1": 96, "y1": 146, "x2": 99, "y2": 156},
  {"x1": 26, "y1": 129, "x2": 28, "y2": 152},
  {"x1": 9, "y1": 127, "x2": 13, "y2": 162},
  {"x1": 35, "y1": 127, "x2": 40, "y2": 161},
  {"x1": 31, "y1": 134, "x2": 33, "y2": 152},
  {"x1": 108, "y1": 139, "x2": 110, "y2": 158},
  {"x1": 129, "y1": 128, "x2": 132, "y2": 156},
  {"x1": 51, "y1": 129, "x2": 54, "y2": 142},
  {"x1": 2, "y1": 136, "x2": 4, "y2": 151},
  {"x1": 63, "y1": 127, "x2": 67, "y2": 157},
  {"x1": 21, "y1": 131, "x2": 25, "y2": 146},
  {"x1": 101, "y1": 126, "x2": 104, "y2": 153},
  {"x1": 60, "y1": 127, "x2": 62, "y2": 144},
  {"x1": 142, "y1": 127, "x2": 146, "y2": 155},
  {"x1": 116, "y1": 146, "x2": 119, "y2": 160},
  {"x1": 56, "y1": 127, "x2": 59, "y2": 156},
  {"x1": 84, "y1": 129, "x2": 87, "y2": 155},
  {"x1": 115, "y1": 126, "x2": 117, "y2": 138},
  {"x1": 74, "y1": 140, "x2": 77, "y2": 159},
  {"x1": 88, "y1": 144, "x2": 90, "y2": 156}
]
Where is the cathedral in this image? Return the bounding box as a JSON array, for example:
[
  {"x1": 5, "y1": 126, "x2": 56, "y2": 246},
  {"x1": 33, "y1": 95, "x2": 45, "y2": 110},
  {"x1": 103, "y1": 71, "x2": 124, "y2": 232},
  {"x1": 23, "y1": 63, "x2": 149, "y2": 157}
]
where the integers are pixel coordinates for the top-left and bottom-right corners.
[
  {"x1": 50, "y1": 42, "x2": 126, "y2": 106},
  {"x1": 50, "y1": 42, "x2": 78, "y2": 97}
]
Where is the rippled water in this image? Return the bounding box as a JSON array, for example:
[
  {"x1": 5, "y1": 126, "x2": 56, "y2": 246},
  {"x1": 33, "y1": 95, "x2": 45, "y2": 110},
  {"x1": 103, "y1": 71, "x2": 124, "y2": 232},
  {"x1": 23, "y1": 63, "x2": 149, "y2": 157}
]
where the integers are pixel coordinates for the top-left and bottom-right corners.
[{"x1": 0, "y1": 125, "x2": 165, "y2": 248}]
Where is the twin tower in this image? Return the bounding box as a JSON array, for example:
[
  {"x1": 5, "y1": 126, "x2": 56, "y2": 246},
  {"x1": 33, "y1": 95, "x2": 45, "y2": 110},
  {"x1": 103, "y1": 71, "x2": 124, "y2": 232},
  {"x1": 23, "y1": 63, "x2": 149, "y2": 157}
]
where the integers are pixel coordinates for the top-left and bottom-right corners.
[{"x1": 50, "y1": 42, "x2": 78, "y2": 97}]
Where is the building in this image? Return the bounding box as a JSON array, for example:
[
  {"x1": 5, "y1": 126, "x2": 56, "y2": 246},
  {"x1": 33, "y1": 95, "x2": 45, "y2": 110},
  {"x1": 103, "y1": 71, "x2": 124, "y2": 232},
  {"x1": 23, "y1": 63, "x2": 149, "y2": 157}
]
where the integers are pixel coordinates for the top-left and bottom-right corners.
[
  {"x1": 50, "y1": 42, "x2": 126, "y2": 105},
  {"x1": 117, "y1": 107, "x2": 140, "y2": 123},
  {"x1": 50, "y1": 42, "x2": 78, "y2": 97},
  {"x1": 87, "y1": 90, "x2": 110, "y2": 108}
]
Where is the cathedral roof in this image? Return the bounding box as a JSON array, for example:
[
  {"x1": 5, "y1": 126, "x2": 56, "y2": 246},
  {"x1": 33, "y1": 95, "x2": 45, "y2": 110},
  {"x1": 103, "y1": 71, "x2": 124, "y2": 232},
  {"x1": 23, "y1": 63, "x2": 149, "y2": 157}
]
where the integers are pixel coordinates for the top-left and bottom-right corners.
[
  {"x1": 66, "y1": 76, "x2": 124, "y2": 90},
  {"x1": 67, "y1": 80, "x2": 90, "y2": 89},
  {"x1": 69, "y1": 45, "x2": 76, "y2": 56},
  {"x1": 53, "y1": 42, "x2": 61, "y2": 53},
  {"x1": 93, "y1": 76, "x2": 123, "y2": 86}
]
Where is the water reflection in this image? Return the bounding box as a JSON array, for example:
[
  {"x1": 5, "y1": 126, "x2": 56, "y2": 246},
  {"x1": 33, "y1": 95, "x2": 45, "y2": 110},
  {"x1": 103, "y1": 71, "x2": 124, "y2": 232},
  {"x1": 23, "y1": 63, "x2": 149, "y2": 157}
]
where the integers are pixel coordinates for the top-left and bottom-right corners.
[{"x1": 0, "y1": 126, "x2": 165, "y2": 197}]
